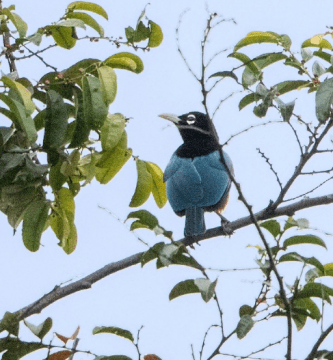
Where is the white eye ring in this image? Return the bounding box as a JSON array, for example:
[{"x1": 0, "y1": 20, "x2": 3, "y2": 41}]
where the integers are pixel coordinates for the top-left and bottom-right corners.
[{"x1": 187, "y1": 114, "x2": 196, "y2": 125}]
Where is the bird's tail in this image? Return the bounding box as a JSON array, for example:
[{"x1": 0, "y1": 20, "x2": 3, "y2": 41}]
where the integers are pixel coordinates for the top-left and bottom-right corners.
[{"x1": 185, "y1": 207, "x2": 205, "y2": 237}]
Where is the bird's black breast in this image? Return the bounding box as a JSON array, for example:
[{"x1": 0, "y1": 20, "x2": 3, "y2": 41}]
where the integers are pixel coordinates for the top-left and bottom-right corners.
[{"x1": 175, "y1": 139, "x2": 220, "y2": 159}]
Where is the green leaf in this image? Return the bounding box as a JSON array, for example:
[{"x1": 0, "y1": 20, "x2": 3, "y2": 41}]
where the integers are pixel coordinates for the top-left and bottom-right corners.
[
  {"x1": 324, "y1": 263, "x2": 333, "y2": 276},
  {"x1": 228, "y1": 52, "x2": 261, "y2": 75},
  {"x1": 274, "y1": 80, "x2": 310, "y2": 95},
  {"x1": 313, "y1": 50, "x2": 332, "y2": 63},
  {"x1": 97, "y1": 66, "x2": 117, "y2": 106},
  {"x1": 0, "y1": 127, "x2": 14, "y2": 145},
  {"x1": 169, "y1": 279, "x2": 200, "y2": 301},
  {"x1": 1, "y1": 76, "x2": 35, "y2": 116},
  {"x1": 58, "y1": 19, "x2": 86, "y2": 29},
  {"x1": 50, "y1": 188, "x2": 77, "y2": 254},
  {"x1": 146, "y1": 162, "x2": 167, "y2": 208},
  {"x1": 49, "y1": 160, "x2": 68, "y2": 191},
  {"x1": 275, "y1": 99, "x2": 295, "y2": 122},
  {"x1": 242, "y1": 52, "x2": 287, "y2": 87},
  {"x1": 283, "y1": 234, "x2": 326, "y2": 249},
  {"x1": 302, "y1": 36, "x2": 332, "y2": 50},
  {"x1": 68, "y1": 88, "x2": 90, "y2": 148},
  {"x1": 279, "y1": 252, "x2": 324, "y2": 273},
  {"x1": 312, "y1": 60, "x2": 326, "y2": 77},
  {"x1": 253, "y1": 102, "x2": 270, "y2": 118},
  {"x1": 127, "y1": 209, "x2": 158, "y2": 229},
  {"x1": 296, "y1": 283, "x2": 332, "y2": 304},
  {"x1": 22, "y1": 200, "x2": 50, "y2": 252},
  {"x1": 128, "y1": 21, "x2": 150, "y2": 43},
  {"x1": 209, "y1": 71, "x2": 238, "y2": 82},
  {"x1": 126, "y1": 209, "x2": 172, "y2": 240},
  {"x1": 129, "y1": 160, "x2": 152, "y2": 207},
  {"x1": 141, "y1": 242, "x2": 165, "y2": 267},
  {"x1": 148, "y1": 20, "x2": 163, "y2": 48},
  {"x1": 236, "y1": 315, "x2": 254, "y2": 339},
  {"x1": 156, "y1": 243, "x2": 180, "y2": 266},
  {"x1": 62, "y1": 58, "x2": 100, "y2": 84},
  {"x1": 0, "y1": 312, "x2": 19, "y2": 336},
  {"x1": 292, "y1": 312, "x2": 307, "y2": 331},
  {"x1": 95, "y1": 132, "x2": 132, "y2": 184},
  {"x1": 260, "y1": 219, "x2": 280, "y2": 237},
  {"x1": 239, "y1": 305, "x2": 253, "y2": 317},
  {"x1": 293, "y1": 298, "x2": 321, "y2": 322},
  {"x1": 0, "y1": 338, "x2": 46, "y2": 360},
  {"x1": 50, "y1": 26, "x2": 76, "y2": 49},
  {"x1": 194, "y1": 278, "x2": 217, "y2": 303},
  {"x1": 60, "y1": 149, "x2": 80, "y2": 177},
  {"x1": 34, "y1": 109, "x2": 46, "y2": 131},
  {"x1": 93, "y1": 326, "x2": 134, "y2": 342},
  {"x1": 82, "y1": 75, "x2": 108, "y2": 130},
  {"x1": 23, "y1": 318, "x2": 53, "y2": 340},
  {"x1": 100, "y1": 114, "x2": 125, "y2": 152},
  {"x1": 239, "y1": 93, "x2": 258, "y2": 110},
  {"x1": 0, "y1": 94, "x2": 37, "y2": 144},
  {"x1": 67, "y1": 11, "x2": 104, "y2": 35},
  {"x1": 27, "y1": 31, "x2": 43, "y2": 46},
  {"x1": 68, "y1": 1, "x2": 108, "y2": 20},
  {"x1": 2, "y1": 8, "x2": 27, "y2": 37},
  {"x1": 43, "y1": 90, "x2": 68, "y2": 149},
  {"x1": 38, "y1": 72, "x2": 75, "y2": 100},
  {"x1": 234, "y1": 31, "x2": 281, "y2": 52},
  {"x1": 315, "y1": 77, "x2": 333, "y2": 123},
  {"x1": 104, "y1": 52, "x2": 144, "y2": 74}
]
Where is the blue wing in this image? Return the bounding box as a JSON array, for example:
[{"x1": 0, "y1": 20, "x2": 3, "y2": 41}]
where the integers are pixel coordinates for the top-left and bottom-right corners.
[{"x1": 164, "y1": 150, "x2": 233, "y2": 213}]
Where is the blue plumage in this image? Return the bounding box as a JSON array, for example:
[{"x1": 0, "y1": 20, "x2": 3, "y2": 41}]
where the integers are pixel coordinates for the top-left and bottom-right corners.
[{"x1": 159, "y1": 111, "x2": 233, "y2": 237}]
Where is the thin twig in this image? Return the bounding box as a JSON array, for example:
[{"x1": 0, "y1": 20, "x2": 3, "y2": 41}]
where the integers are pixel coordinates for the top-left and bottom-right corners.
[
  {"x1": 257, "y1": 148, "x2": 283, "y2": 190},
  {"x1": 283, "y1": 175, "x2": 333, "y2": 202},
  {"x1": 176, "y1": 9, "x2": 199, "y2": 81}
]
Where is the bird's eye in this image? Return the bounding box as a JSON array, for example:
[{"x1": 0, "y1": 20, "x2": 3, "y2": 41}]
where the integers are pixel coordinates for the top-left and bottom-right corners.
[{"x1": 187, "y1": 114, "x2": 196, "y2": 125}]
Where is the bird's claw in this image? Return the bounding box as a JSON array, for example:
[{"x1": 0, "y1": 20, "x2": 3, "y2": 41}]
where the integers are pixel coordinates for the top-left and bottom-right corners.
[{"x1": 215, "y1": 211, "x2": 233, "y2": 236}]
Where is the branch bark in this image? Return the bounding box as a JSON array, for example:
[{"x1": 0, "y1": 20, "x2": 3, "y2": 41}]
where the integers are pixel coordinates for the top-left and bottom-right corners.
[{"x1": 13, "y1": 192, "x2": 333, "y2": 320}]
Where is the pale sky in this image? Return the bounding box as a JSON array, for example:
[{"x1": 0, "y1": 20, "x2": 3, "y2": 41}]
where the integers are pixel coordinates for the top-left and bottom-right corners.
[{"x1": 1, "y1": 0, "x2": 333, "y2": 359}]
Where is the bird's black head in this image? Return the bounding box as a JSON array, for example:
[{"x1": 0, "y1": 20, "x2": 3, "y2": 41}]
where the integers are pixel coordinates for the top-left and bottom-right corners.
[{"x1": 159, "y1": 111, "x2": 220, "y2": 158}]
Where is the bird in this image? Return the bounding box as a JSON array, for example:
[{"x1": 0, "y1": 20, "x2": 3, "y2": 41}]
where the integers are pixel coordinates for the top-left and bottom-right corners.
[{"x1": 159, "y1": 111, "x2": 234, "y2": 237}]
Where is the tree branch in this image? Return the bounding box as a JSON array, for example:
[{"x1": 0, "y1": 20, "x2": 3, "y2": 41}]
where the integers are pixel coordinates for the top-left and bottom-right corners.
[
  {"x1": 12, "y1": 192, "x2": 333, "y2": 321},
  {"x1": 304, "y1": 322, "x2": 333, "y2": 360}
]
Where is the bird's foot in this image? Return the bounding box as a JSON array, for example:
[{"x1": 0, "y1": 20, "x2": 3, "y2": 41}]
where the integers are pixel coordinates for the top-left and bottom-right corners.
[{"x1": 215, "y1": 211, "x2": 233, "y2": 236}]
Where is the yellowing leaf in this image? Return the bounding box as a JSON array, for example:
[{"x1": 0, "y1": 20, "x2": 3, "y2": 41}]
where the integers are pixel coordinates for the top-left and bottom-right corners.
[
  {"x1": 22, "y1": 201, "x2": 50, "y2": 252},
  {"x1": 146, "y1": 162, "x2": 167, "y2": 208},
  {"x1": 129, "y1": 160, "x2": 152, "y2": 207},
  {"x1": 50, "y1": 26, "x2": 76, "y2": 49},
  {"x1": 67, "y1": 1, "x2": 108, "y2": 20},
  {"x1": 82, "y1": 75, "x2": 108, "y2": 130},
  {"x1": 1, "y1": 76, "x2": 35, "y2": 115},
  {"x1": 66, "y1": 11, "x2": 104, "y2": 36},
  {"x1": 100, "y1": 113, "x2": 125, "y2": 152},
  {"x1": 148, "y1": 21, "x2": 163, "y2": 48},
  {"x1": 96, "y1": 132, "x2": 132, "y2": 184},
  {"x1": 104, "y1": 52, "x2": 144, "y2": 74},
  {"x1": 97, "y1": 66, "x2": 117, "y2": 105}
]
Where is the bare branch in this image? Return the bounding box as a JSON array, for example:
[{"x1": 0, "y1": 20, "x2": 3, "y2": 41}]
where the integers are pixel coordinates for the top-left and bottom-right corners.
[
  {"x1": 257, "y1": 148, "x2": 283, "y2": 190},
  {"x1": 222, "y1": 120, "x2": 283, "y2": 146},
  {"x1": 283, "y1": 175, "x2": 333, "y2": 202},
  {"x1": 176, "y1": 9, "x2": 199, "y2": 81},
  {"x1": 304, "y1": 323, "x2": 333, "y2": 360}
]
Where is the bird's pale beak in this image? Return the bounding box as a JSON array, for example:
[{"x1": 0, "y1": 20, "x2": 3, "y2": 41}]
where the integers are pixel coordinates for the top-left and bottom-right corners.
[{"x1": 158, "y1": 113, "x2": 181, "y2": 124}]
